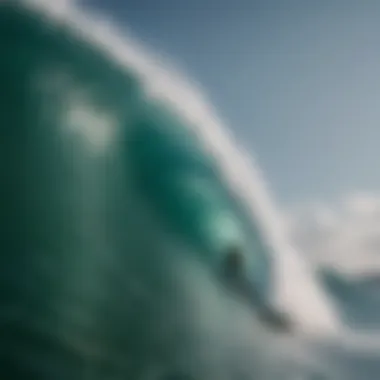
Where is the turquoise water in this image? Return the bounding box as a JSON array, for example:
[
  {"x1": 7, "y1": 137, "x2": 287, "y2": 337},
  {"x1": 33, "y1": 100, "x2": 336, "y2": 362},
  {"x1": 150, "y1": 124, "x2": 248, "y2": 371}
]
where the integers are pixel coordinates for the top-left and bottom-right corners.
[{"x1": 128, "y1": 100, "x2": 271, "y2": 286}]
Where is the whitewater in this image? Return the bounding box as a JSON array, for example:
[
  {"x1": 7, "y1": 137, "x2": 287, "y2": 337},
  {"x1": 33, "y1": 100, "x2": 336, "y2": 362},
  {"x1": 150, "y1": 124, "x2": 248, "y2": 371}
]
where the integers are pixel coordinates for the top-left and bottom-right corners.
[{"x1": 1, "y1": 0, "x2": 380, "y2": 379}]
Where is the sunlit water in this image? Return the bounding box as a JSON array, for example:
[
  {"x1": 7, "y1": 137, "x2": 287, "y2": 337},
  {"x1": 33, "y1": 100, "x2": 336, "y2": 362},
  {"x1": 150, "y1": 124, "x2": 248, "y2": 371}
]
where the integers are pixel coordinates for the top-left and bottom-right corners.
[{"x1": 1, "y1": 1, "x2": 379, "y2": 379}]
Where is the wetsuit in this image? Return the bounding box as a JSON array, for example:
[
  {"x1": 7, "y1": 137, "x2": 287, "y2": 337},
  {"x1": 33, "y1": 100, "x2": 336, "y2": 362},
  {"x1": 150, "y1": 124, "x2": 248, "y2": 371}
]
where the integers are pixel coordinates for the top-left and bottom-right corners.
[{"x1": 222, "y1": 248, "x2": 292, "y2": 332}]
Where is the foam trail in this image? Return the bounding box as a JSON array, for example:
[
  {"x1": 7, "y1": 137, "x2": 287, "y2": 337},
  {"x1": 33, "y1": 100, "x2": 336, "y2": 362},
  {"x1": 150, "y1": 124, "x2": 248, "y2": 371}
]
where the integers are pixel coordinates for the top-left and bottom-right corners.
[{"x1": 333, "y1": 330, "x2": 380, "y2": 353}]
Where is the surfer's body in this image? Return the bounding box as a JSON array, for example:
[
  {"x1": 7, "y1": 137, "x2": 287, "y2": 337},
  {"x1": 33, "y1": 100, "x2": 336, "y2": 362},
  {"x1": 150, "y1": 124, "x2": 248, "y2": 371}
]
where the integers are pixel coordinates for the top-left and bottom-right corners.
[{"x1": 222, "y1": 247, "x2": 292, "y2": 332}]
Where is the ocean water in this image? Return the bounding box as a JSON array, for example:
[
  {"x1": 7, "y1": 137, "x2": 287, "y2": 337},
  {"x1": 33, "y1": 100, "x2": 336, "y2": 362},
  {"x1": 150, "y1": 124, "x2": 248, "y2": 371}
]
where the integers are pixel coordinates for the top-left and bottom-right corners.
[{"x1": 1, "y1": 1, "x2": 379, "y2": 379}]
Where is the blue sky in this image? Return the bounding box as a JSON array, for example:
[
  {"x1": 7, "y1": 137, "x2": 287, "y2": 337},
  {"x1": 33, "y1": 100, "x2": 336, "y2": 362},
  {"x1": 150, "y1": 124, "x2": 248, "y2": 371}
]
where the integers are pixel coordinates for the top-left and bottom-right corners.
[{"x1": 85, "y1": 0, "x2": 380, "y2": 204}]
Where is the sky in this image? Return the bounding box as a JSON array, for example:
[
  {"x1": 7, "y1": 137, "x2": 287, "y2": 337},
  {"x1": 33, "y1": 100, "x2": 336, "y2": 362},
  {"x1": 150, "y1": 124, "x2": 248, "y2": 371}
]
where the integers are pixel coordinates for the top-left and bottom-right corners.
[
  {"x1": 83, "y1": 0, "x2": 380, "y2": 206},
  {"x1": 77, "y1": 0, "x2": 380, "y2": 277}
]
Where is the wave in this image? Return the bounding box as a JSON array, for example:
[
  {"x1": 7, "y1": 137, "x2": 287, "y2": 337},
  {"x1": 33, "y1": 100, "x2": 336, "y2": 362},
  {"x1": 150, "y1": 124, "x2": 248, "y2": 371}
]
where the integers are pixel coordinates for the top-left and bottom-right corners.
[
  {"x1": 31, "y1": 0, "x2": 339, "y2": 334},
  {"x1": 2, "y1": 0, "x2": 378, "y2": 379}
]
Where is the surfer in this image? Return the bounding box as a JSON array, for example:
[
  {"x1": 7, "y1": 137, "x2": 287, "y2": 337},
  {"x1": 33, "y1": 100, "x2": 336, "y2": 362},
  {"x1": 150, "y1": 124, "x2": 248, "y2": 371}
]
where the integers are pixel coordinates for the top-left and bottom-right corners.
[{"x1": 222, "y1": 246, "x2": 293, "y2": 333}]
